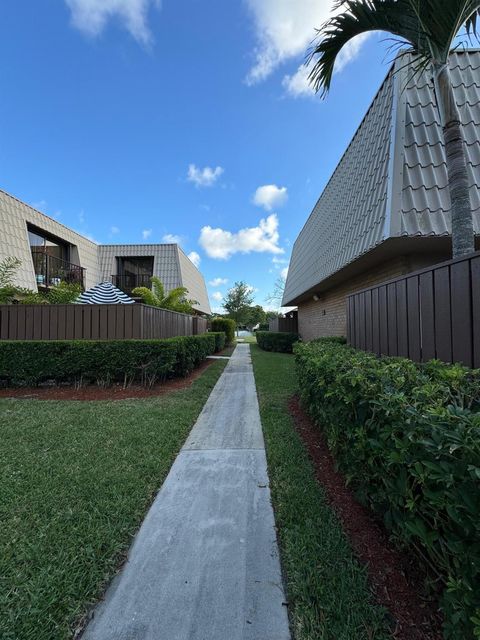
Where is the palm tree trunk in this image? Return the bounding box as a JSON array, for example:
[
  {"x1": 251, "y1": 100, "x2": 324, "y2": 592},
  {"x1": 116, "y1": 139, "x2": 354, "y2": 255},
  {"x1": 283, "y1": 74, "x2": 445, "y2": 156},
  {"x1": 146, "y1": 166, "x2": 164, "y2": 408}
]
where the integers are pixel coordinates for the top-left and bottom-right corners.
[{"x1": 433, "y1": 63, "x2": 475, "y2": 258}]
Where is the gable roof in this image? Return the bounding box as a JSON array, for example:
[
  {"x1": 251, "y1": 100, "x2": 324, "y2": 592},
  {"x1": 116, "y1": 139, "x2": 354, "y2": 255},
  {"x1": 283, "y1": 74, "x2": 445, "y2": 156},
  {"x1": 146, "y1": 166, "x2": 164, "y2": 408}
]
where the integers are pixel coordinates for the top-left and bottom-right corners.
[{"x1": 283, "y1": 51, "x2": 480, "y2": 306}]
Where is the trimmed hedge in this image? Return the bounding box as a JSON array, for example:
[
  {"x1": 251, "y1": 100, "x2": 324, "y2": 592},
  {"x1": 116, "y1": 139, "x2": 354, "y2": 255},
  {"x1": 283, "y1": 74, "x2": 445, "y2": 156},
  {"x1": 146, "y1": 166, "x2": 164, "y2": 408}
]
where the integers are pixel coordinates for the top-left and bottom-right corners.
[
  {"x1": 210, "y1": 331, "x2": 226, "y2": 353},
  {"x1": 210, "y1": 318, "x2": 236, "y2": 345},
  {"x1": 295, "y1": 339, "x2": 480, "y2": 639},
  {"x1": 256, "y1": 331, "x2": 299, "y2": 353},
  {"x1": 0, "y1": 334, "x2": 217, "y2": 388}
]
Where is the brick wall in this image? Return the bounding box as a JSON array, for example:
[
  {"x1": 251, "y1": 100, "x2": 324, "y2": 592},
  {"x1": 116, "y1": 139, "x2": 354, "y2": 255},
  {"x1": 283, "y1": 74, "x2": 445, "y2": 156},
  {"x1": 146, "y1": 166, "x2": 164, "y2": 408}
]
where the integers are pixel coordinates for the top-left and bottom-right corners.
[{"x1": 297, "y1": 254, "x2": 448, "y2": 341}]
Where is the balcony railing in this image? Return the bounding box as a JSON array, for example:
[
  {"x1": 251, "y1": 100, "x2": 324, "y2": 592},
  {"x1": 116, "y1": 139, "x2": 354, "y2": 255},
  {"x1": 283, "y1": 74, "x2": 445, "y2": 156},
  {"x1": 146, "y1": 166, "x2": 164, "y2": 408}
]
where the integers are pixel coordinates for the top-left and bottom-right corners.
[
  {"x1": 31, "y1": 250, "x2": 85, "y2": 289},
  {"x1": 112, "y1": 274, "x2": 153, "y2": 294}
]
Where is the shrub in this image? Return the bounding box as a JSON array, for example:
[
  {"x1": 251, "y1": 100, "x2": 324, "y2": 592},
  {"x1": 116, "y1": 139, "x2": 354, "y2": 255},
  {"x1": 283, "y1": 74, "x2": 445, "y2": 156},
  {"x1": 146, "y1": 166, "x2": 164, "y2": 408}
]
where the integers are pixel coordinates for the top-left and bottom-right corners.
[
  {"x1": 295, "y1": 339, "x2": 480, "y2": 639},
  {"x1": 210, "y1": 318, "x2": 236, "y2": 345},
  {"x1": 0, "y1": 334, "x2": 218, "y2": 388},
  {"x1": 210, "y1": 331, "x2": 226, "y2": 353},
  {"x1": 256, "y1": 331, "x2": 299, "y2": 353}
]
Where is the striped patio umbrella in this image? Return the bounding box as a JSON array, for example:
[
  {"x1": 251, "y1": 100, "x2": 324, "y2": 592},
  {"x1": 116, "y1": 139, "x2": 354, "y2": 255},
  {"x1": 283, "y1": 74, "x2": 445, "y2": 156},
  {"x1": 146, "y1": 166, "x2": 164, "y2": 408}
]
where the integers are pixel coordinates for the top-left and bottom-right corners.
[{"x1": 76, "y1": 282, "x2": 135, "y2": 305}]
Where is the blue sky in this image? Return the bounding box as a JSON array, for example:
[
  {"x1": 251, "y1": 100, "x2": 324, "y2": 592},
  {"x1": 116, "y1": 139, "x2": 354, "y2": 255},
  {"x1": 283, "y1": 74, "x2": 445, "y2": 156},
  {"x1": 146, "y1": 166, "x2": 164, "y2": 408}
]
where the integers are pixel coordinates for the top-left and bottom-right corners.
[{"x1": 0, "y1": 0, "x2": 391, "y2": 312}]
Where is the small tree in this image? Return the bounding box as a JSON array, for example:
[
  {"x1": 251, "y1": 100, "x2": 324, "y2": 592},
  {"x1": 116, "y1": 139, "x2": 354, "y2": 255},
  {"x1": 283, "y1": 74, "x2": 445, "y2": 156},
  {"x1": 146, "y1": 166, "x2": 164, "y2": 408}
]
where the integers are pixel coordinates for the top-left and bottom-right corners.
[
  {"x1": 132, "y1": 276, "x2": 198, "y2": 314},
  {"x1": 222, "y1": 281, "x2": 254, "y2": 334}
]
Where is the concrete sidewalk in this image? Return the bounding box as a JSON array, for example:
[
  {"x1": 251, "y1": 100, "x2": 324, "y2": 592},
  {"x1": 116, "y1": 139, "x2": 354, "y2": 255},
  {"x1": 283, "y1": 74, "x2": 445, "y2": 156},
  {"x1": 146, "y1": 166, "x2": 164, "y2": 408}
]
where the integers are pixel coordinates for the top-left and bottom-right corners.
[{"x1": 82, "y1": 344, "x2": 291, "y2": 640}]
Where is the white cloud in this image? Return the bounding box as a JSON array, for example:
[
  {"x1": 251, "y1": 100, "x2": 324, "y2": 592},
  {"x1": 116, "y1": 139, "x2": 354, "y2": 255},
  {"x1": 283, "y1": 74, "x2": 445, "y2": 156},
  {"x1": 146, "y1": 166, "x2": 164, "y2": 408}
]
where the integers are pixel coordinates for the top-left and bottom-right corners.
[
  {"x1": 142, "y1": 228, "x2": 152, "y2": 240},
  {"x1": 212, "y1": 291, "x2": 223, "y2": 302},
  {"x1": 272, "y1": 256, "x2": 288, "y2": 264},
  {"x1": 162, "y1": 233, "x2": 182, "y2": 244},
  {"x1": 253, "y1": 184, "x2": 288, "y2": 211},
  {"x1": 110, "y1": 225, "x2": 120, "y2": 234},
  {"x1": 187, "y1": 164, "x2": 224, "y2": 188},
  {"x1": 244, "y1": 0, "x2": 331, "y2": 85},
  {"x1": 79, "y1": 209, "x2": 86, "y2": 224},
  {"x1": 65, "y1": 0, "x2": 161, "y2": 46},
  {"x1": 282, "y1": 63, "x2": 315, "y2": 98},
  {"x1": 209, "y1": 277, "x2": 228, "y2": 287},
  {"x1": 281, "y1": 266, "x2": 289, "y2": 279},
  {"x1": 188, "y1": 251, "x2": 201, "y2": 268},
  {"x1": 199, "y1": 213, "x2": 284, "y2": 260},
  {"x1": 335, "y1": 33, "x2": 371, "y2": 72},
  {"x1": 245, "y1": 0, "x2": 369, "y2": 89}
]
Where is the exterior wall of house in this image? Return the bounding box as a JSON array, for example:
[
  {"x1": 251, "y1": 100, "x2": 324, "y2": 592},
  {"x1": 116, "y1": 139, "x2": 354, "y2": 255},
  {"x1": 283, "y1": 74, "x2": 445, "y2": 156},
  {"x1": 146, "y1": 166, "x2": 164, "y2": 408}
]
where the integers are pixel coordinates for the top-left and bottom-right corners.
[
  {"x1": 0, "y1": 190, "x2": 100, "y2": 290},
  {"x1": 0, "y1": 190, "x2": 212, "y2": 314},
  {"x1": 176, "y1": 248, "x2": 211, "y2": 315},
  {"x1": 297, "y1": 253, "x2": 447, "y2": 341},
  {"x1": 98, "y1": 244, "x2": 182, "y2": 292},
  {"x1": 98, "y1": 244, "x2": 211, "y2": 315}
]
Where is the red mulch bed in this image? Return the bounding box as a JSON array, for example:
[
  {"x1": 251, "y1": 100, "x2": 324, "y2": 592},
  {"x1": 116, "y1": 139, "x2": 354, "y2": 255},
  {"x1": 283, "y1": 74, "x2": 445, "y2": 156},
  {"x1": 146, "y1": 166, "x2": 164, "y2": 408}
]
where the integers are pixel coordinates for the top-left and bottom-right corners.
[
  {"x1": 288, "y1": 396, "x2": 443, "y2": 640},
  {"x1": 0, "y1": 359, "x2": 217, "y2": 401}
]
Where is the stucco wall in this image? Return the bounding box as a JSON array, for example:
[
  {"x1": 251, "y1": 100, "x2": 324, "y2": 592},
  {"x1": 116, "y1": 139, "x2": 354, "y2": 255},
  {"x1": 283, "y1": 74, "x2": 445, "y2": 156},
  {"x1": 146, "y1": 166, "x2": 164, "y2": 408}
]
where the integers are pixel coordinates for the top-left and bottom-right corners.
[{"x1": 297, "y1": 254, "x2": 449, "y2": 341}]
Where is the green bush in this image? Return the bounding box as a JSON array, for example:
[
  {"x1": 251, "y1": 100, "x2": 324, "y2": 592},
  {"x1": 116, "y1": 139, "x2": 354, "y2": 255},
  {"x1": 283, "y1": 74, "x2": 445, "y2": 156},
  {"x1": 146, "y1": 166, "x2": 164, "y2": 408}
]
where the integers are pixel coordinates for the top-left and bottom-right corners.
[
  {"x1": 256, "y1": 331, "x2": 299, "y2": 353},
  {"x1": 0, "y1": 334, "x2": 217, "y2": 388},
  {"x1": 210, "y1": 318, "x2": 236, "y2": 345},
  {"x1": 295, "y1": 339, "x2": 480, "y2": 639},
  {"x1": 210, "y1": 331, "x2": 226, "y2": 353}
]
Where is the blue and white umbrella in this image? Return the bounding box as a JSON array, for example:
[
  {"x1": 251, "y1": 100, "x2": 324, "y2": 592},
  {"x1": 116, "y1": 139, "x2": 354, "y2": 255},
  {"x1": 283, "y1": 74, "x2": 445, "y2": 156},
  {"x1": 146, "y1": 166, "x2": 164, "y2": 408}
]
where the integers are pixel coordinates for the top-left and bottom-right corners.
[{"x1": 76, "y1": 282, "x2": 135, "y2": 305}]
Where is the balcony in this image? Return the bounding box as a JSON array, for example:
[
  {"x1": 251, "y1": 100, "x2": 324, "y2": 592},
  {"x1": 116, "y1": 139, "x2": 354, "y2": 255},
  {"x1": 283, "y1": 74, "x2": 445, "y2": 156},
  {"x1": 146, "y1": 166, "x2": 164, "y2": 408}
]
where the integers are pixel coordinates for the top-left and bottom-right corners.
[
  {"x1": 112, "y1": 274, "x2": 152, "y2": 294},
  {"x1": 31, "y1": 250, "x2": 85, "y2": 289}
]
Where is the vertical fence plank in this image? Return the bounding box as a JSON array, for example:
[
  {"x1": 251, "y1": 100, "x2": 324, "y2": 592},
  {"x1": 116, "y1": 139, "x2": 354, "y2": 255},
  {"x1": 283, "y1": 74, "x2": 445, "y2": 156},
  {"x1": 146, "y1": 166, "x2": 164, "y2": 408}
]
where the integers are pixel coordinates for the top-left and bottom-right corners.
[
  {"x1": 379, "y1": 285, "x2": 388, "y2": 355},
  {"x1": 74, "y1": 306, "x2": 84, "y2": 340},
  {"x1": 49, "y1": 306, "x2": 59, "y2": 340},
  {"x1": 419, "y1": 271, "x2": 435, "y2": 362},
  {"x1": 371, "y1": 288, "x2": 380, "y2": 354},
  {"x1": 364, "y1": 290, "x2": 373, "y2": 352},
  {"x1": 451, "y1": 260, "x2": 473, "y2": 367},
  {"x1": 99, "y1": 307, "x2": 108, "y2": 340},
  {"x1": 25, "y1": 306, "x2": 35, "y2": 340},
  {"x1": 106, "y1": 306, "x2": 116, "y2": 339},
  {"x1": 41, "y1": 307, "x2": 50, "y2": 340},
  {"x1": 396, "y1": 279, "x2": 408, "y2": 357},
  {"x1": 434, "y1": 266, "x2": 452, "y2": 363},
  {"x1": 387, "y1": 283, "x2": 398, "y2": 356},
  {"x1": 8, "y1": 306, "x2": 18, "y2": 340},
  {"x1": 406, "y1": 276, "x2": 421, "y2": 362},
  {"x1": 90, "y1": 306, "x2": 100, "y2": 340},
  {"x1": 471, "y1": 257, "x2": 480, "y2": 368}
]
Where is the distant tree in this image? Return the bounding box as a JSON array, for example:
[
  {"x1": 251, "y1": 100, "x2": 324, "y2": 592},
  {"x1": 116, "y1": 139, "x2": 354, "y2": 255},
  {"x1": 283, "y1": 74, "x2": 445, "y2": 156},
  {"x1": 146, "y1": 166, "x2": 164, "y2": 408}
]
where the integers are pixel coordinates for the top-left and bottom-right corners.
[
  {"x1": 245, "y1": 305, "x2": 266, "y2": 330},
  {"x1": 306, "y1": 0, "x2": 480, "y2": 258},
  {"x1": 222, "y1": 281, "x2": 254, "y2": 333},
  {"x1": 265, "y1": 310, "x2": 281, "y2": 321},
  {"x1": 133, "y1": 276, "x2": 198, "y2": 314},
  {"x1": 265, "y1": 275, "x2": 286, "y2": 306}
]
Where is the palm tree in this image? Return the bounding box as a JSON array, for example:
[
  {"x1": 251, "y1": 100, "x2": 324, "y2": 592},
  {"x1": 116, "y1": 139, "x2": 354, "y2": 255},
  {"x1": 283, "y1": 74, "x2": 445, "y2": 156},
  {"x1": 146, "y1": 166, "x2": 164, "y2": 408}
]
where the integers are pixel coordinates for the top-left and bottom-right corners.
[{"x1": 307, "y1": 0, "x2": 480, "y2": 258}]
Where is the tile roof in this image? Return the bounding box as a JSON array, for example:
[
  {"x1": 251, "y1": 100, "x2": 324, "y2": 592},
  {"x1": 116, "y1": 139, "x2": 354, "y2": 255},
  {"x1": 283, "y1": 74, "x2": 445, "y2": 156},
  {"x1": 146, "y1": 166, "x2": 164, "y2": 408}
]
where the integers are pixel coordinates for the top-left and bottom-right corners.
[{"x1": 283, "y1": 51, "x2": 480, "y2": 306}]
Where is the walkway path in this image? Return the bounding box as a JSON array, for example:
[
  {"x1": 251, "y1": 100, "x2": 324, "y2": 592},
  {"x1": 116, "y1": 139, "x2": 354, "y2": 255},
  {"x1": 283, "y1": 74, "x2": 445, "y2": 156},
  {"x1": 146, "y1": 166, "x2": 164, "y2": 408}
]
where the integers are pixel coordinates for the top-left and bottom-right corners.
[{"x1": 82, "y1": 344, "x2": 291, "y2": 640}]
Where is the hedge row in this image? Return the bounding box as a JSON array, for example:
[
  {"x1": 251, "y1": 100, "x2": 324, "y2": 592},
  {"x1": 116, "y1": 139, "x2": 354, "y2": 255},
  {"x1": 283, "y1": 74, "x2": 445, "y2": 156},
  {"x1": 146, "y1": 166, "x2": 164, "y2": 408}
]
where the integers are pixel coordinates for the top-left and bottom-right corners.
[
  {"x1": 256, "y1": 331, "x2": 299, "y2": 353},
  {"x1": 210, "y1": 318, "x2": 236, "y2": 345},
  {"x1": 0, "y1": 333, "x2": 225, "y2": 388},
  {"x1": 295, "y1": 339, "x2": 480, "y2": 639}
]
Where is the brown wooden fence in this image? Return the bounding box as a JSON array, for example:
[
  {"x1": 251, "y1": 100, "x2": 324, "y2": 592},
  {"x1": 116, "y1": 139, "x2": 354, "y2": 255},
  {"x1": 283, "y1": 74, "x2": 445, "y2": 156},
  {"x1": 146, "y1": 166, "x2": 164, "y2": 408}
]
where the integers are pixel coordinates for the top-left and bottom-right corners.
[
  {"x1": 347, "y1": 251, "x2": 480, "y2": 368},
  {"x1": 269, "y1": 311, "x2": 298, "y2": 333},
  {"x1": 0, "y1": 304, "x2": 208, "y2": 341}
]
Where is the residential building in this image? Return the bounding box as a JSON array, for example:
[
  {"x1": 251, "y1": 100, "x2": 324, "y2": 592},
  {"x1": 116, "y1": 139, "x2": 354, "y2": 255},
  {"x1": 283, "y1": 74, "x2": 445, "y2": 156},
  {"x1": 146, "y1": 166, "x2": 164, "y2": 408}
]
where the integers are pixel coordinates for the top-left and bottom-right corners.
[
  {"x1": 0, "y1": 189, "x2": 211, "y2": 315},
  {"x1": 283, "y1": 51, "x2": 480, "y2": 340}
]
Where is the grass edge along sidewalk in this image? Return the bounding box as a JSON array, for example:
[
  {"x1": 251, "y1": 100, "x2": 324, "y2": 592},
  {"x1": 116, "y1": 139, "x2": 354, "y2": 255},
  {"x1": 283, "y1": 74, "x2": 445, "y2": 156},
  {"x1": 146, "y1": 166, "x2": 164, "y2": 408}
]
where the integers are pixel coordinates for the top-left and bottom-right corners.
[
  {"x1": 0, "y1": 359, "x2": 226, "y2": 640},
  {"x1": 250, "y1": 344, "x2": 391, "y2": 640}
]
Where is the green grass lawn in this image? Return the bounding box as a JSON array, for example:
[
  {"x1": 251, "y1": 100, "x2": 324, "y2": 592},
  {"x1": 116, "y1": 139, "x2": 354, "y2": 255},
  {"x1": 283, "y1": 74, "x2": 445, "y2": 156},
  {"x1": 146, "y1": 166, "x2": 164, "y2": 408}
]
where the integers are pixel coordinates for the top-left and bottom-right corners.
[
  {"x1": 0, "y1": 360, "x2": 226, "y2": 640},
  {"x1": 250, "y1": 344, "x2": 391, "y2": 640}
]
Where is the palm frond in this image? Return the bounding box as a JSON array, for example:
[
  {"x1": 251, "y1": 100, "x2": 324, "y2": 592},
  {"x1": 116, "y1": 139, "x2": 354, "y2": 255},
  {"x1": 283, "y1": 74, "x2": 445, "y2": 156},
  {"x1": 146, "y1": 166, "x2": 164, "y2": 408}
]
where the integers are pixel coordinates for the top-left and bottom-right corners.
[
  {"x1": 308, "y1": 0, "x2": 480, "y2": 95},
  {"x1": 308, "y1": 0, "x2": 425, "y2": 95}
]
